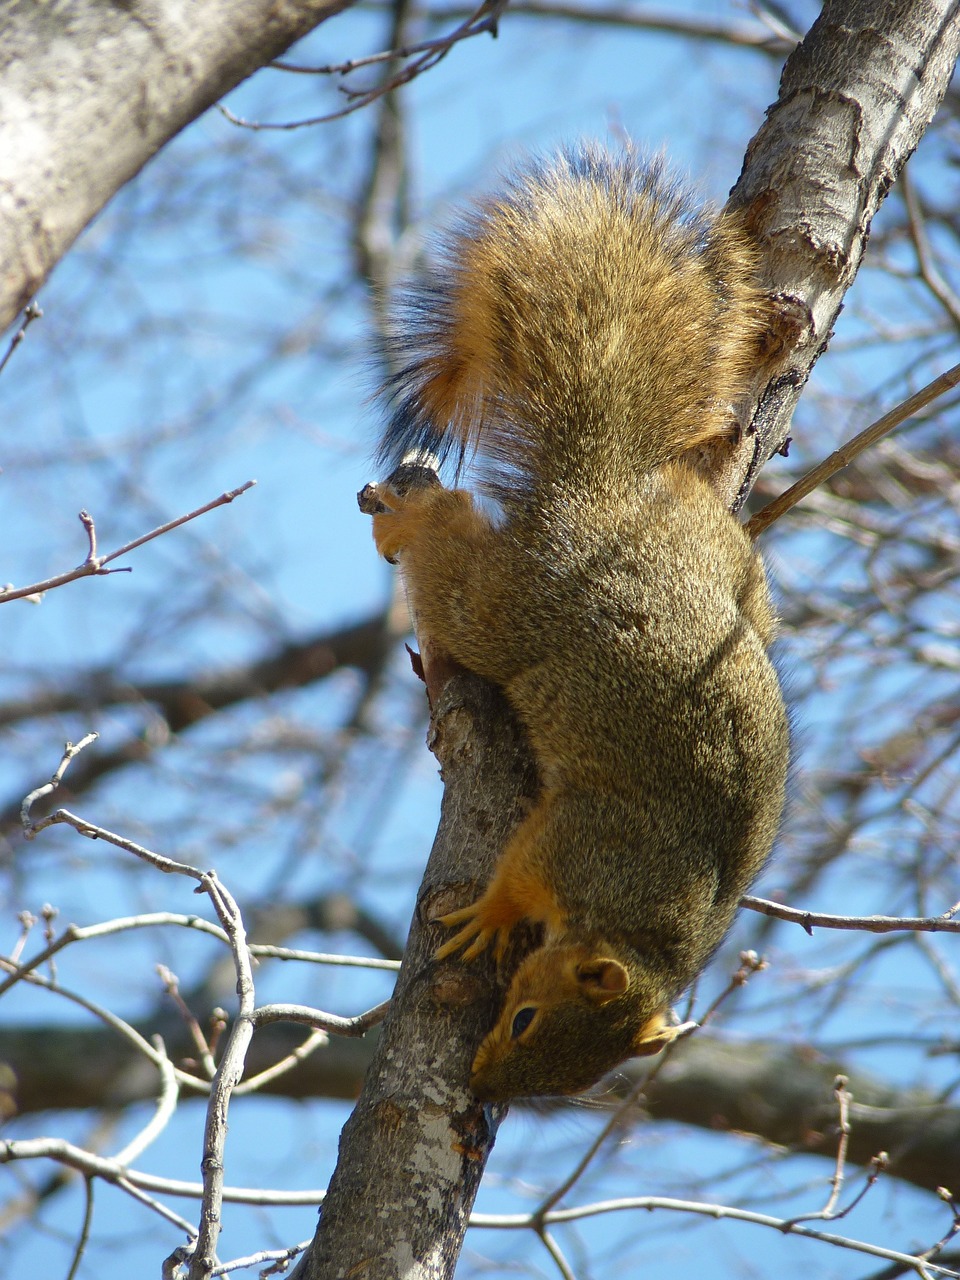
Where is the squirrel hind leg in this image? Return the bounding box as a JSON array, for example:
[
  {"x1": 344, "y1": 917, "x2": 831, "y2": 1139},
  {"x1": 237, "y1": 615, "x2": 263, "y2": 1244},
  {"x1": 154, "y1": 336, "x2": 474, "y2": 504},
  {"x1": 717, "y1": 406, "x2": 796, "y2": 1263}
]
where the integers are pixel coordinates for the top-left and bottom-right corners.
[
  {"x1": 433, "y1": 896, "x2": 519, "y2": 963},
  {"x1": 434, "y1": 795, "x2": 567, "y2": 964},
  {"x1": 433, "y1": 879, "x2": 531, "y2": 964},
  {"x1": 433, "y1": 904, "x2": 504, "y2": 963}
]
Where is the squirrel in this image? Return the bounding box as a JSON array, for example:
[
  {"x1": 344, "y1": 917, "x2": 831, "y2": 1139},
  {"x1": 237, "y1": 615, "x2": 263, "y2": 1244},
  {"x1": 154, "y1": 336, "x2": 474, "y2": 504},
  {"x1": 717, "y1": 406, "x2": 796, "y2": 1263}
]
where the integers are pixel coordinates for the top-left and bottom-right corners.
[{"x1": 360, "y1": 146, "x2": 789, "y2": 1102}]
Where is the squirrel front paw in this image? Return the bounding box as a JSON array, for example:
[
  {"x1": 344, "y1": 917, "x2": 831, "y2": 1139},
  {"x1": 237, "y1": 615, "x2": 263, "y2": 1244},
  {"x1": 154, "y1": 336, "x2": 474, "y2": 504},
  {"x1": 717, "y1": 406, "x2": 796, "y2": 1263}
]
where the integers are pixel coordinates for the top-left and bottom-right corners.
[{"x1": 358, "y1": 465, "x2": 444, "y2": 565}]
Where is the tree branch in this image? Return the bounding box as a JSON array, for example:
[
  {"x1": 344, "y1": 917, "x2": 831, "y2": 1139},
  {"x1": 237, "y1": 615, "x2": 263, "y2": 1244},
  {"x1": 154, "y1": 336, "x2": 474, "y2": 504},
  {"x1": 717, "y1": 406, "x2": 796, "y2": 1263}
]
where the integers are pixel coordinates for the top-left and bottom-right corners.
[
  {"x1": 726, "y1": 0, "x2": 960, "y2": 510},
  {"x1": 0, "y1": 0, "x2": 359, "y2": 332}
]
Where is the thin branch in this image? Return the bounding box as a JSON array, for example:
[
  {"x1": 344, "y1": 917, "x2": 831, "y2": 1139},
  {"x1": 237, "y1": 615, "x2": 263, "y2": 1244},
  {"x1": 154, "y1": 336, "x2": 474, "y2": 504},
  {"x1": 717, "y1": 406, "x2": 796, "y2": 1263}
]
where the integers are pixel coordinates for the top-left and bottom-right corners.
[
  {"x1": 119, "y1": 1175, "x2": 199, "y2": 1240},
  {"x1": 111, "y1": 1039, "x2": 180, "y2": 1167},
  {"x1": 747, "y1": 363, "x2": 960, "y2": 536},
  {"x1": 0, "y1": 1137, "x2": 327, "y2": 1205},
  {"x1": 0, "y1": 480, "x2": 256, "y2": 605},
  {"x1": 784, "y1": 1076, "x2": 854, "y2": 1223},
  {"x1": 64, "y1": 1176, "x2": 94, "y2": 1280},
  {"x1": 0, "y1": 300, "x2": 42, "y2": 378},
  {"x1": 420, "y1": 1, "x2": 791, "y2": 50},
  {"x1": 271, "y1": 20, "x2": 499, "y2": 75},
  {"x1": 536, "y1": 1227, "x2": 578, "y2": 1280},
  {"x1": 0, "y1": 956, "x2": 208, "y2": 1094},
  {"x1": 219, "y1": 2, "x2": 507, "y2": 129},
  {"x1": 922, "y1": 1192, "x2": 960, "y2": 1264},
  {"x1": 471, "y1": 1198, "x2": 957, "y2": 1278},
  {"x1": 901, "y1": 167, "x2": 960, "y2": 328},
  {"x1": 210, "y1": 1240, "x2": 312, "y2": 1277},
  {"x1": 158, "y1": 966, "x2": 219, "y2": 1080},
  {"x1": 742, "y1": 895, "x2": 960, "y2": 935},
  {"x1": 0, "y1": 913, "x2": 398, "y2": 1004},
  {"x1": 241, "y1": 946, "x2": 399, "y2": 972},
  {"x1": 231, "y1": 1029, "x2": 331, "y2": 1097},
  {"x1": 252, "y1": 999, "x2": 390, "y2": 1037},
  {"x1": 19, "y1": 733, "x2": 99, "y2": 828},
  {"x1": 24, "y1": 803, "x2": 216, "y2": 879},
  {"x1": 187, "y1": 873, "x2": 255, "y2": 1280}
]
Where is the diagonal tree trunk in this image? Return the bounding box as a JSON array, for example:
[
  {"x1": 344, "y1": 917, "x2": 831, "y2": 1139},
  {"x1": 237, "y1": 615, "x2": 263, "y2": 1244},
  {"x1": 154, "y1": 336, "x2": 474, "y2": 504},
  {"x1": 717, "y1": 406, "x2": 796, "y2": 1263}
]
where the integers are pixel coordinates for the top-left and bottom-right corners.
[{"x1": 298, "y1": 4, "x2": 960, "y2": 1276}]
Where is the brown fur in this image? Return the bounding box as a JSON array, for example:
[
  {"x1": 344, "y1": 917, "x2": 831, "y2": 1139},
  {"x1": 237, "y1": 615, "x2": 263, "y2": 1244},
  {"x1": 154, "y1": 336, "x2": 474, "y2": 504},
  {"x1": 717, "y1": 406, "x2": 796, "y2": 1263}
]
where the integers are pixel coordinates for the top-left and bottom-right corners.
[{"x1": 369, "y1": 149, "x2": 788, "y2": 1101}]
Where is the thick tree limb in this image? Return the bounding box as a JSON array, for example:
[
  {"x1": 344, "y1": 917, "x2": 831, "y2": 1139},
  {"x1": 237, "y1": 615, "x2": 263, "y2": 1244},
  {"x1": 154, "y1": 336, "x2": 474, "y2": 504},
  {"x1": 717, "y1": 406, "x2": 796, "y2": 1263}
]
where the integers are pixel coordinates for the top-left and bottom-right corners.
[
  {"x1": 0, "y1": 0, "x2": 357, "y2": 333},
  {"x1": 725, "y1": 0, "x2": 960, "y2": 509},
  {"x1": 293, "y1": 674, "x2": 538, "y2": 1279}
]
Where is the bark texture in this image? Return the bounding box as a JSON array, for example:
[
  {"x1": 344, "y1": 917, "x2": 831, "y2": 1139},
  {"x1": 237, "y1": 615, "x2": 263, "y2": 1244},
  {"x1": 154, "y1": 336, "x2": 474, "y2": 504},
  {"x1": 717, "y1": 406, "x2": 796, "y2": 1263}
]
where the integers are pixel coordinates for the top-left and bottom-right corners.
[
  {"x1": 0, "y1": 0, "x2": 356, "y2": 333},
  {"x1": 724, "y1": 0, "x2": 960, "y2": 508},
  {"x1": 292, "y1": 674, "x2": 538, "y2": 1280}
]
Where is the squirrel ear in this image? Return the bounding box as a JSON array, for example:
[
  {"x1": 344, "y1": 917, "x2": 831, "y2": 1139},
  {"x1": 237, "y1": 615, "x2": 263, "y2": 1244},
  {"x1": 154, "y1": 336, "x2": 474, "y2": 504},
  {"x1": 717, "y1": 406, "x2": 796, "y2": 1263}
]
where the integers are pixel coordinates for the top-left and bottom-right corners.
[
  {"x1": 575, "y1": 958, "x2": 629, "y2": 1003},
  {"x1": 632, "y1": 1011, "x2": 697, "y2": 1057}
]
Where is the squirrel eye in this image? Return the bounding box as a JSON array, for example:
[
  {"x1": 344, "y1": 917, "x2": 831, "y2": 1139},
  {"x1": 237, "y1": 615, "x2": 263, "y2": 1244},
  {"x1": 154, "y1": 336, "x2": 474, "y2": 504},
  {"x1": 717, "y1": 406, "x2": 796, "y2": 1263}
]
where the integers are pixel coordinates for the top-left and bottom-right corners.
[{"x1": 510, "y1": 1007, "x2": 537, "y2": 1039}]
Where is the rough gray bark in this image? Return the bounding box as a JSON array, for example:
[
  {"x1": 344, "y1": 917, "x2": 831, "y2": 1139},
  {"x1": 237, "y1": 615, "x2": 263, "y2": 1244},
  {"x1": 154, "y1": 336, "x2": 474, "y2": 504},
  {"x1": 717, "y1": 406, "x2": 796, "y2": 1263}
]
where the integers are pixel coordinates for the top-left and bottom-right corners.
[
  {"x1": 723, "y1": 0, "x2": 960, "y2": 509},
  {"x1": 0, "y1": 0, "x2": 356, "y2": 334},
  {"x1": 291, "y1": 674, "x2": 537, "y2": 1280}
]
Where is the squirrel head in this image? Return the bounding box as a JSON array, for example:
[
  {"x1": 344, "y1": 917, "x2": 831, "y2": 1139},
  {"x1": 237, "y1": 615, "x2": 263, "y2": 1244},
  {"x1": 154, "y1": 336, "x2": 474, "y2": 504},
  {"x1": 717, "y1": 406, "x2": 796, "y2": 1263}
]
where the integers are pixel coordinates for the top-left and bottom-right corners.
[{"x1": 469, "y1": 941, "x2": 690, "y2": 1101}]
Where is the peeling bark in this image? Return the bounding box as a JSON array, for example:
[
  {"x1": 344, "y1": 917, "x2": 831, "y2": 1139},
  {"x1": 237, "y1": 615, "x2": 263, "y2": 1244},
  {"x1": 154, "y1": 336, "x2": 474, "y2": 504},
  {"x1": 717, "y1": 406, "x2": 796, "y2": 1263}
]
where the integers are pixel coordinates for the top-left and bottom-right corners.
[{"x1": 724, "y1": 0, "x2": 960, "y2": 508}]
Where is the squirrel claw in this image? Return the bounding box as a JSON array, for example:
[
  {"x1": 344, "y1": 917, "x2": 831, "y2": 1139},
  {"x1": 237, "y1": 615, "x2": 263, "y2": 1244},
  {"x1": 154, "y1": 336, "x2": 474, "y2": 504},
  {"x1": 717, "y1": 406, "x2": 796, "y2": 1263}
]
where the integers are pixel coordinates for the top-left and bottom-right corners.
[{"x1": 434, "y1": 903, "x2": 503, "y2": 963}]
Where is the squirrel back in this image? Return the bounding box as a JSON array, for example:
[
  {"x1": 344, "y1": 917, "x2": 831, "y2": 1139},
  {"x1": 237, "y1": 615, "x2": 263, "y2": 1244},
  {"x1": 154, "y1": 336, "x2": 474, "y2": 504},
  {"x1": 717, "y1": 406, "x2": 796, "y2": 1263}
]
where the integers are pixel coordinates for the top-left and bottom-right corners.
[
  {"x1": 381, "y1": 147, "x2": 767, "y2": 498},
  {"x1": 366, "y1": 146, "x2": 788, "y2": 1101}
]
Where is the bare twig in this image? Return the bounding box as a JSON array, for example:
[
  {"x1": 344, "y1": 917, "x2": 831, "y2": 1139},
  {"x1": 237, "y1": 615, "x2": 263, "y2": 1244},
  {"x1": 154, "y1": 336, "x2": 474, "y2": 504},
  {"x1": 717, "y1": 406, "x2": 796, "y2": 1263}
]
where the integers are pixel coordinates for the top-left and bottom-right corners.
[
  {"x1": 0, "y1": 1137, "x2": 327, "y2": 1205},
  {"x1": 210, "y1": 1240, "x2": 312, "y2": 1276},
  {"x1": 536, "y1": 1228, "x2": 577, "y2": 1280},
  {"x1": 419, "y1": 1, "x2": 790, "y2": 50},
  {"x1": 19, "y1": 740, "x2": 307, "y2": 1275},
  {"x1": 922, "y1": 1191, "x2": 960, "y2": 1263},
  {"x1": 0, "y1": 300, "x2": 42, "y2": 378},
  {"x1": 219, "y1": 2, "x2": 507, "y2": 129},
  {"x1": 747, "y1": 362, "x2": 960, "y2": 536},
  {"x1": 20, "y1": 733, "x2": 99, "y2": 828},
  {"x1": 111, "y1": 1038, "x2": 180, "y2": 1167},
  {"x1": 64, "y1": 1176, "x2": 95, "y2": 1280},
  {"x1": 119, "y1": 1175, "x2": 199, "y2": 1240},
  {"x1": 23, "y1": 803, "x2": 218, "y2": 879},
  {"x1": 252, "y1": 999, "x2": 389, "y2": 1037},
  {"x1": 687, "y1": 949, "x2": 767, "y2": 1027},
  {"x1": 470, "y1": 1197, "x2": 957, "y2": 1278},
  {"x1": 901, "y1": 167, "x2": 960, "y2": 328},
  {"x1": 232, "y1": 1029, "x2": 331, "y2": 1097},
  {"x1": 0, "y1": 956, "x2": 207, "y2": 1094},
  {"x1": 0, "y1": 913, "x2": 399, "y2": 1002},
  {"x1": 158, "y1": 966, "x2": 219, "y2": 1080},
  {"x1": 187, "y1": 872, "x2": 254, "y2": 1280},
  {"x1": 741, "y1": 895, "x2": 960, "y2": 935},
  {"x1": 783, "y1": 1077, "x2": 854, "y2": 1224},
  {"x1": 0, "y1": 480, "x2": 256, "y2": 605}
]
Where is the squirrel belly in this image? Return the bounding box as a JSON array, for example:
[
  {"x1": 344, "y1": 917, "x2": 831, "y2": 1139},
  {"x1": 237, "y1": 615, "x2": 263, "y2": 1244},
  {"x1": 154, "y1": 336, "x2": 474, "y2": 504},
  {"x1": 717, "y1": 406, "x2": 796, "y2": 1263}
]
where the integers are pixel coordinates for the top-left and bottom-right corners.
[{"x1": 367, "y1": 146, "x2": 789, "y2": 1101}]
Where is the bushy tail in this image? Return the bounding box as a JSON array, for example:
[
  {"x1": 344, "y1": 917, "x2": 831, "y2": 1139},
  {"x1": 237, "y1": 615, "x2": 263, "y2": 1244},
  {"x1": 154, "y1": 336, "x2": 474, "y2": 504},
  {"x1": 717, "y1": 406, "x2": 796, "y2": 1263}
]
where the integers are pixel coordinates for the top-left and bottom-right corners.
[{"x1": 379, "y1": 147, "x2": 767, "y2": 498}]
